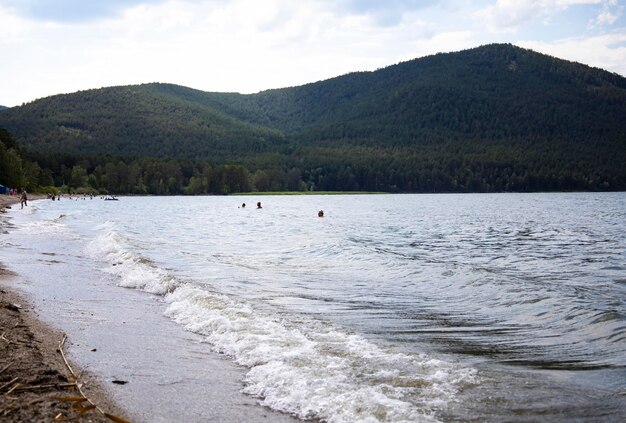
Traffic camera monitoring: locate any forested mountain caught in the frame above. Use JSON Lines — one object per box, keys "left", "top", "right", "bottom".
{"left": 1, "top": 43, "right": 625, "bottom": 194}
{"left": 0, "top": 85, "right": 285, "bottom": 161}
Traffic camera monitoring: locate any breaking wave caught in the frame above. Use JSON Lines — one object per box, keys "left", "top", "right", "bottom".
{"left": 86, "top": 224, "right": 478, "bottom": 423}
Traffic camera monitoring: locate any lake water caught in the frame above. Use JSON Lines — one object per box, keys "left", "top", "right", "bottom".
{"left": 2, "top": 193, "right": 625, "bottom": 422}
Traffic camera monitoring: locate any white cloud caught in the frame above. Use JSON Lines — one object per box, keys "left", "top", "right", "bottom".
{"left": 589, "top": 0, "right": 622, "bottom": 27}
{"left": 476, "top": 0, "right": 604, "bottom": 33}
{"left": 476, "top": 0, "right": 541, "bottom": 33}
{"left": 594, "top": 9, "right": 619, "bottom": 25}
{"left": 519, "top": 31, "right": 626, "bottom": 76}
{"left": 0, "top": 4, "right": 34, "bottom": 40}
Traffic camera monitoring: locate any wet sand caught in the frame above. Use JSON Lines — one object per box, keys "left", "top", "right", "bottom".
{"left": 0, "top": 195, "right": 128, "bottom": 421}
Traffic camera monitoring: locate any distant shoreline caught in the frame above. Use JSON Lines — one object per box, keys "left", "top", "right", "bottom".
{"left": 234, "top": 191, "right": 387, "bottom": 196}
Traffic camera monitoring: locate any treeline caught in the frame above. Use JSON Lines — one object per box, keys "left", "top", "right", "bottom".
{"left": 14, "top": 138, "right": 624, "bottom": 195}
{"left": 27, "top": 152, "right": 307, "bottom": 194}
{"left": 0, "top": 128, "right": 52, "bottom": 191}
{"left": 9, "top": 138, "right": 622, "bottom": 194}
{"left": 2, "top": 122, "right": 624, "bottom": 195}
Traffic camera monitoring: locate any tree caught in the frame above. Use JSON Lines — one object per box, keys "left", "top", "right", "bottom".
{"left": 70, "top": 165, "right": 89, "bottom": 189}
{"left": 0, "top": 147, "right": 24, "bottom": 188}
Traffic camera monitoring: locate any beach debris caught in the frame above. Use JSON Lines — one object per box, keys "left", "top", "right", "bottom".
{"left": 111, "top": 380, "right": 128, "bottom": 385}
{"left": 104, "top": 412, "right": 133, "bottom": 423}
{"left": 58, "top": 396, "right": 97, "bottom": 415}
{"left": 57, "top": 335, "right": 130, "bottom": 422}
{"left": 4, "top": 303, "right": 21, "bottom": 312}
{"left": 0, "top": 377, "right": 19, "bottom": 393}
{"left": 4, "top": 382, "right": 22, "bottom": 395}
{"left": 14, "top": 382, "right": 77, "bottom": 392}
{"left": 0, "top": 362, "right": 12, "bottom": 374}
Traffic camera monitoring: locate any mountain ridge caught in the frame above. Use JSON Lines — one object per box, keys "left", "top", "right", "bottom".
{"left": 1, "top": 43, "right": 625, "bottom": 193}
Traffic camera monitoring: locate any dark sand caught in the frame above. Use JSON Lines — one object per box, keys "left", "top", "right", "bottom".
{"left": 1, "top": 195, "right": 129, "bottom": 422}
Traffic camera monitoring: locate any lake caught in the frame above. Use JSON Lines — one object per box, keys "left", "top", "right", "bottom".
{"left": 2, "top": 193, "right": 625, "bottom": 422}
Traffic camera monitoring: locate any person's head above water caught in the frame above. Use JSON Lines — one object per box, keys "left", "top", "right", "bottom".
{"left": 257, "top": 202, "right": 262, "bottom": 208}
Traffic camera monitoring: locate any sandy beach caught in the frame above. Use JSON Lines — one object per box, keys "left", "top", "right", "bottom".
{"left": 0, "top": 195, "right": 129, "bottom": 422}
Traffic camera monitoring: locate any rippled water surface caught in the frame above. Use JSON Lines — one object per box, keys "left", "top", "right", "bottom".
{"left": 4, "top": 193, "right": 626, "bottom": 422}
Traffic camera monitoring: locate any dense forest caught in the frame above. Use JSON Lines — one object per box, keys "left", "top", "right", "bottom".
{"left": 1, "top": 44, "right": 625, "bottom": 194}
{"left": 0, "top": 128, "right": 52, "bottom": 192}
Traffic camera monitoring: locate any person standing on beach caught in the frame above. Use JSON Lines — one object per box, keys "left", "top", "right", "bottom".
{"left": 20, "top": 189, "right": 28, "bottom": 209}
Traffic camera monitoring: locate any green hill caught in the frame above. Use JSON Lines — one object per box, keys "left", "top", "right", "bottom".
{"left": 1, "top": 43, "right": 625, "bottom": 193}
{"left": 0, "top": 85, "right": 285, "bottom": 161}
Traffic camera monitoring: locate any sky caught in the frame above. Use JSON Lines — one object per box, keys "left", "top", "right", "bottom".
{"left": 1, "top": 0, "right": 625, "bottom": 107}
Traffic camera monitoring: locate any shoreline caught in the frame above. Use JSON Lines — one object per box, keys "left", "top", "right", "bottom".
{"left": 0, "top": 195, "right": 129, "bottom": 422}
{"left": 1, "top": 194, "right": 302, "bottom": 423}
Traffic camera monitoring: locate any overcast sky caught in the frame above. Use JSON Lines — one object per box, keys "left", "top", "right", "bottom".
{"left": 1, "top": 0, "right": 624, "bottom": 107}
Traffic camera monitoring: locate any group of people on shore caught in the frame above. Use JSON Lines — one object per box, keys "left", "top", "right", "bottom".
{"left": 2, "top": 189, "right": 101, "bottom": 209}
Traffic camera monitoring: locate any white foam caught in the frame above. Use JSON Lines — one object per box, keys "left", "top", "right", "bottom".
{"left": 10, "top": 211, "right": 73, "bottom": 236}
{"left": 86, "top": 224, "right": 178, "bottom": 295}
{"left": 165, "top": 284, "right": 479, "bottom": 423}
